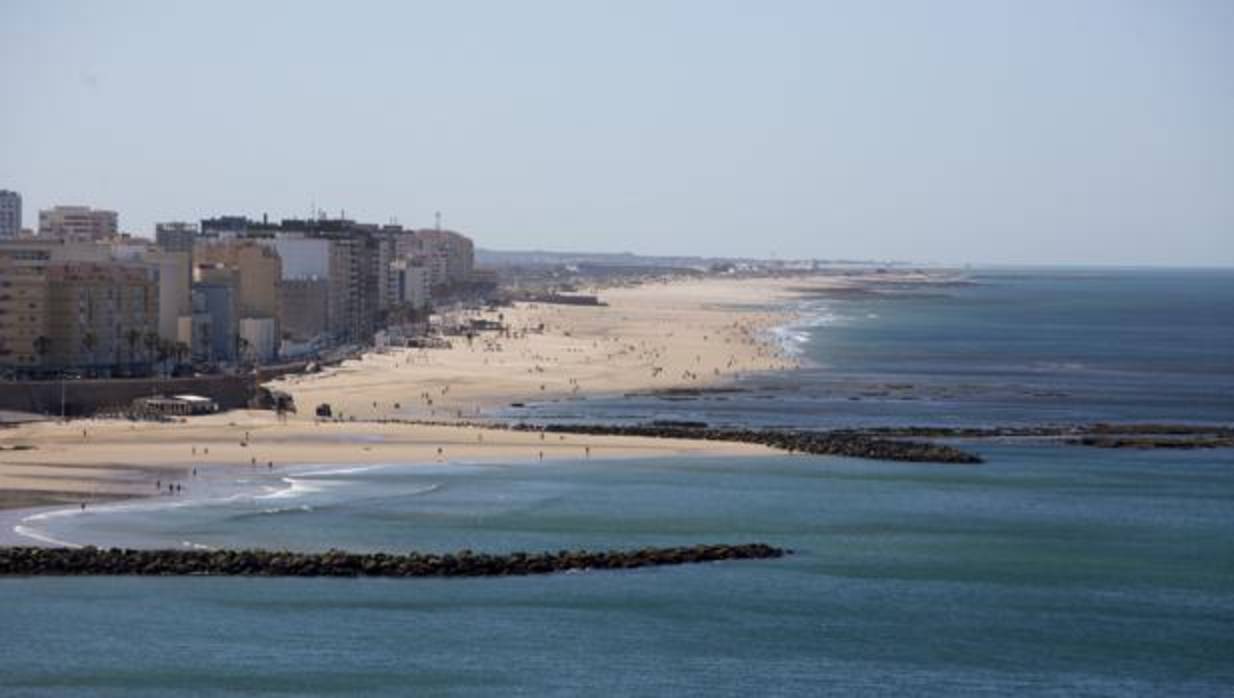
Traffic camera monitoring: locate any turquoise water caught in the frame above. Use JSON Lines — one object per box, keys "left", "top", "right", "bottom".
{"left": 3, "top": 268, "right": 1233, "bottom": 696}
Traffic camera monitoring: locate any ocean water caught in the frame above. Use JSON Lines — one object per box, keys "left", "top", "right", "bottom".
{"left": 507, "top": 268, "right": 1234, "bottom": 427}
{"left": 3, "top": 268, "right": 1233, "bottom": 697}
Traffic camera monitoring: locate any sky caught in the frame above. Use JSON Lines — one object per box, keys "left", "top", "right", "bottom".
{"left": 1, "top": 0, "right": 1231, "bottom": 266}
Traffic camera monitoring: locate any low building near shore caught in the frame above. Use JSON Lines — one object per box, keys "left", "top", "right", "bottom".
{"left": 131, "top": 393, "right": 219, "bottom": 417}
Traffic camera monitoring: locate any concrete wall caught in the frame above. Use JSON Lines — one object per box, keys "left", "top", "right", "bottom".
{"left": 0, "top": 375, "right": 255, "bottom": 416}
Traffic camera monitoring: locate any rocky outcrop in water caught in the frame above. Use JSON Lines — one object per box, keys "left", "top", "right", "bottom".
{"left": 0, "top": 543, "right": 785, "bottom": 578}
{"left": 833, "top": 424, "right": 1234, "bottom": 450}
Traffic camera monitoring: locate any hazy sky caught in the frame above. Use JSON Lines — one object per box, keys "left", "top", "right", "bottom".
{"left": 2, "top": 1, "right": 1231, "bottom": 265}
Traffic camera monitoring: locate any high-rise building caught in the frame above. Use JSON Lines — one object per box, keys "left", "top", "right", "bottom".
{"left": 155, "top": 222, "right": 198, "bottom": 255}
{"left": 408, "top": 228, "right": 475, "bottom": 285}
{"left": 194, "top": 239, "right": 282, "bottom": 341}
{"left": 191, "top": 214, "right": 474, "bottom": 344}
{"left": 43, "top": 262, "right": 160, "bottom": 372}
{"left": 192, "top": 264, "right": 239, "bottom": 362}
{"left": 0, "top": 190, "right": 21, "bottom": 239}
{"left": 199, "top": 215, "right": 251, "bottom": 239}
{"left": 38, "top": 206, "right": 119, "bottom": 242}
{"left": 278, "top": 278, "right": 329, "bottom": 342}
{"left": 389, "top": 257, "right": 431, "bottom": 310}
{"left": 327, "top": 237, "right": 371, "bottom": 341}
{"left": 0, "top": 255, "right": 49, "bottom": 370}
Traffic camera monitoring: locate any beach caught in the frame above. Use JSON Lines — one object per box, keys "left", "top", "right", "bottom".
{"left": 0, "top": 275, "right": 827, "bottom": 514}
{"left": 271, "top": 275, "right": 809, "bottom": 420}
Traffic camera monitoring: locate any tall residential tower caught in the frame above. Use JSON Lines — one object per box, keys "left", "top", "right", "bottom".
{"left": 0, "top": 190, "right": 21, "bottom": 238}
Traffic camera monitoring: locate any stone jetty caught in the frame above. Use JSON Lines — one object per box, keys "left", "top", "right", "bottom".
{"left": 0, "top": 543, "right": 786, "bottom": 578}
{"left": 514, "top": 423, "right": 985, "bottom": 464}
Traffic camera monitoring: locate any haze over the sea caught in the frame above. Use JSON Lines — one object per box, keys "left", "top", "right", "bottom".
{"left": 1, "top": 0, "right": 1231, "bottom": 266}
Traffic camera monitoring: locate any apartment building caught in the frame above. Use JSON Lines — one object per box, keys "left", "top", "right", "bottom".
{"left": 195, "top": 239, "right": 281, "bottom": 341}
{"left": 38, "top": 205, "right": 119, "bottom": 242}
{"left": 0, "top": 190, "right": 21, "bottom": 239}
{"left": 42, "top": 262, "right": 160, "bottom": 371}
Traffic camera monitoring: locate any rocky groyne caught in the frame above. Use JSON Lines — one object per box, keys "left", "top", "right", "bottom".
{"left": 515, "top": 423, "right": 985, "bottom": 464}
{"left": 0, "top": 543, "right": 785, "bottom": 578}
{"left": 834, "top": 423, "right": 1234, "bottom": 450}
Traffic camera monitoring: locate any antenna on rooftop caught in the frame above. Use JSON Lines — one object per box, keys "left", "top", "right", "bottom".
{"left": 435, "top": 211, "right": 442, "bottom": 232}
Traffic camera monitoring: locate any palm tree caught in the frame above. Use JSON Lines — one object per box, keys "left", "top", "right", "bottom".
{"left": 174, "top": 341, "right": 191, "bottom": 366}
{"left": 143, "top": 331, "right": 160, "bottom": 371}
{"left": 33, "top": 335, "right": 51, "bottom": 368}
{"left": 156, "top": 339, "right": 173, "bottom": 373}
{"left": 81, "top": 331, "right": 97, "bottom": 374}
{"left": 235, "top": 334, "right": 250, "bottom": 365}
{"left": 125, "top": 328, "right": 141, "bottom": 370}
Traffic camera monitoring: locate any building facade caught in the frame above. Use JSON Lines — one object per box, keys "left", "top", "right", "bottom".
{"left": 192, "top": 265, "right": 239, "bottom": 362}
{"left": 194, "top": 239, "right": 281, "bottom": 343}
{"left": 0, "top": 190, "right": 21, "bottom": 239}
{"left": 389, "top": 258, "right": 431, "bottom": 310}
{"left": 0, "top": 256, "right": 49, "bottom": 370}
{"left": 155, "top": 222, "right": 198, "bottom": 255}
{"left": 277, "top": 278, "right": 329, "bottom": 343}
{"left": 38, "top": 206, "right": 119, "bottom": 242}
{"left": 43, "top": 262, "right": 160, "bottom": 372}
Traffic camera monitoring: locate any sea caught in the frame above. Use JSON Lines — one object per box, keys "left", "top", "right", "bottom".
{"left": 2, "top": 267, "right": 1232, "bottom": 697}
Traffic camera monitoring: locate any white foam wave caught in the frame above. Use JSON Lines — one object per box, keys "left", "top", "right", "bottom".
{"left": 770, "top": 304, "right": 852, "bottom": 357}
{"left": 254, "top": 476, "right": 335, "bottom": 500}
{"left": 260, "top": 504, "right": 314, "bottom": 515}
{"left": 13, "top": 524, "right": 82, "bottom": 549}
{"left": 296, "top": 464, "right": 385, "bottom": 477}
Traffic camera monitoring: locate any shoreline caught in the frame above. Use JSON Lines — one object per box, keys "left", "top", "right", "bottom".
{"left": 0, "top": 420, "right": 779, "bottom": 546}
{"left": 0, "top": 271, "right": 954, "bottom": 545}
{"left": 2, "top": 275, "right": 835, "bottom": 512}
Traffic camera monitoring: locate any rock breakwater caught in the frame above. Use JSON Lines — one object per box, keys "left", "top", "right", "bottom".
{"left": 0, "top": 543, "right": 786, "bottom": 578}
{"left": 515, "top": 423, "right": 985, "bottom": 464}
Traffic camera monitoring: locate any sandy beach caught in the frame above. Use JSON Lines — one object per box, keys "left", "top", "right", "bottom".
{"left": 0, "top": 275, "right": 832, "bottom": 513}
{"left": 271, "top": 276, "right": 810, "bottom": 421}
